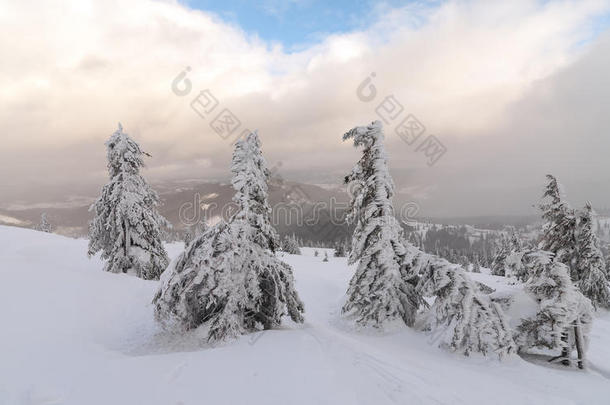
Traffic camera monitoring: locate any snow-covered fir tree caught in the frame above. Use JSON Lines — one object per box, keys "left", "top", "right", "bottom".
{"left": 183, "top": 222, "right": 206, "bottom": 248}
{"left": 88, "top": 123, "right": 169, "bottom": 280}
{"left": 491, "top": 236, "right": 510, "bottom": 276}
{"left": 183, "top": 227, "right": 194, "bottom": 247}
{"left": 515, "top": 251, "right": 593, "bottom": 360}
{"left": 509, "top": 228, "right": 522, "bottom": 251}
{"left": 153, "top": 131, "right": 304, "bottom": 342}
{"left": 37, "top": 212, "right": 53, "bottom": 233}
{"left": 418, "top": 257, "right": 515, "bottom": 358}
{"left": 505, "top": 250, "right": 529, "bottom": 281}
{"left": 492, "top": 229, "right": 527, "bottom": 279}
{"left": 575, "top": 203, "right": 610, "bottom": 309}
{"left": 341, "top": 120, "right": 422, "bottom": 328}
{"left": 538, "top": 175, "right": 577, "bottom": 278}
{"left": 323, "top": 252, "right": 329, "bottom": 262}
{"left": 281, "top": 234, "right": 301, "bottom": 254}
{"left": 333, "top": 240, "right": 348, "bottom": 257}
{"left": 471, "top": 255, "right": 481, "bottom": 273}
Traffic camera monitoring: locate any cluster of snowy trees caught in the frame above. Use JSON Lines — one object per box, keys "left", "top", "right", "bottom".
{"left": 406, "top": 223, "right": 501, "bottom": 269}
{"left": 505, "top": 175, "right": 610, "bottom": 309}
{"left": 85, "top": 121, "right": 601, "bottom": 365}
{"left": 338, "top": 121, "right": 515, "bottom": 357}
{"left": 339, "top": 121, "right": 598, "bottom": 364}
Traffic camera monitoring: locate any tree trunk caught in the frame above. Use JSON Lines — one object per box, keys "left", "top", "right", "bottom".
{"left": 124, "top": 217, "right": 132, "bottom": 274}
{"left": 560, "top": 331, "right": 570, "bottom": 366}
{"left": 574, "top": 322, "right": 585, "bottom": 370}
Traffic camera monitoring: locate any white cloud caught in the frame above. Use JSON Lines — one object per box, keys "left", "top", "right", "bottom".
{"left": 0, "top": 0, "right": 609, "bottom": 214}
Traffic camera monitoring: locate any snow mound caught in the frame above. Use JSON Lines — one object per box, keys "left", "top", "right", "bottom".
{"left": 2, "top": 225, "right": 610, "bottom": 404}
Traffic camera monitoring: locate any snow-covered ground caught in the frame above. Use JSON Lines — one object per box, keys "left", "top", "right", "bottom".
{"left": 2, "top": 225, "right": 610, "bottom": 405}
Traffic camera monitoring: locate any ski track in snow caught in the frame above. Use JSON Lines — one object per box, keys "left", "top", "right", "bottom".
{"left": 2, "top": 226, "right": 610, "bottom": 405}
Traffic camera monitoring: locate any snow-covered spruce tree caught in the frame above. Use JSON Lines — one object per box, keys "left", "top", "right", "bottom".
{"left": 509, "top": 228, "right": 522, "bottom": 251}
{"left": 515, "top": 251, "right": 593, "bottom": 358}
{"left": 334, "top": 240, "right": 347, "bottom": 257}
{"left": 471, "top": 256, "right": 481, "bottom": 273}
{"left": 153, "top": 131, "right": 304, "bottom": 342}
{"left": 503, "top": 232, "right": 528, "bottom": 281}
{"left": 183, "top": 227, "right": 194, "bottom": 247}
{"left": 183, "top": 222, "right": 207, "bottom": 248}
{"left": 575, "top": 203, "right": 610, "bottom": 309}
{"left": 538, "top": 175, "right": 577, "bottom": 279}
{"left": 491, "top": 236, "right": 509, "bottom": 276}
{"left": 418, "top": 257, "right": 515, "bottom": 358}
{"left": 281, "top": 234, "right": 301, "bottom": 254}
{"left": 341, "top": 120, "right": 422, "bottom": 328}
{"left": 38, "top": 212, "right": 53, "bottom": 233}
{"left": 505, "top": 250, "right": 528, "bottom": 281}
{"left": 88, "top": 123, "right": 169, "bottom": 280}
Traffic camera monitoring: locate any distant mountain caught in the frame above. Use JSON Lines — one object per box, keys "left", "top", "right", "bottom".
{"left": 0, "top": 180, "right": 354, "bottom": 242}
{"left": 0, "top": 179, "right": 542, "bottom": 243}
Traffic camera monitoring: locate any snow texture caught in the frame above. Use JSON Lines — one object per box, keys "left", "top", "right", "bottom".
{"left": 3, "top": 225, "right": 610, "bottom": 405}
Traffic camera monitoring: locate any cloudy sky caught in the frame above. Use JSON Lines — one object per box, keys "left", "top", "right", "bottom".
{"left": 1, "top": 0, "right": 610, "bottom": 216}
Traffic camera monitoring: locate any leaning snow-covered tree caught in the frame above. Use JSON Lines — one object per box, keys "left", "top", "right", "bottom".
{"left": 88, "top": 123, "right": 169, "bottom": 280}
{"left": 341, "top": 120, "right": 422, "bottom": 328}
{"left": 538, "top": 175, "right": 577, "bottom": 278}
{"left": 575, "top": 202, "right": 610, "bottom": 309}
{"left": 153, "top": 131, "right": 304, "bottom": 342}
{"left": 515, "top": 251, "right": 593, "bottom": 365}
{"left": 418, "top": 257, "right": 515, "bottom": 358}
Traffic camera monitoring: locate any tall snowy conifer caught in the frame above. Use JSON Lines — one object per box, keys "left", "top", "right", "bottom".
{"left": 538, "top": 175, "right": 577, "bottom": 278}
{"left": 491, "top": 236, "right": 511, "bottom": 276}
{"left": 154, "top": 132, "right": 304, "bottom": 342}
{"left": 88, "top": 123, "right": 169, "bottom": 280}
{"left": 575, "top": 203, "right": 610, "bottom": 308}
{"left": 341, "top": 120, "right": 422, "bottom": 328}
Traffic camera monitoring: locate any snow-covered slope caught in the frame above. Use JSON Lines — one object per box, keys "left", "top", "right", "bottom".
{"left": 1, "top": 225, "right": 610, "bottom": 405}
